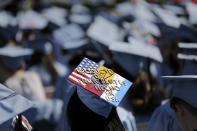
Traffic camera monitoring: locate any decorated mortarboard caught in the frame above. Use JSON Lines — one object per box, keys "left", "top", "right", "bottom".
{"left": 42, "top": 7, "right": 67, "bottom": 27}
{"left": 53, "top": 23, "right": 87, "bottom": 49}
{"left": 0, "top": 45, "right": 33, "bottom": 71}
{"left": 17, "top": 10, "right": 48, "bottom": 30}
{"left": 0, "top": 83, "right": 33, "bottom": 124}
{"left": 67, "top": 57, "right": 133, "bottom": 107}
{"left": 87, "top": 16, "right": 124, "bottom": 46}
{"left": 162, "top": 75, "right": 197, "bottom": 108}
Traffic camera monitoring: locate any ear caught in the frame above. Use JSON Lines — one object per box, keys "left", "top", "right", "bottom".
{"left": 175, "top": 104, "right": 185, "bottom": 117}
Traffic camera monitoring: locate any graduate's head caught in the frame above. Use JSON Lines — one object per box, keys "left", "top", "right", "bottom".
{"left": 170, "top": 97, "right": 197, "bottom": 131}
{"left": 162, "top": 75, "right": 197, "bottom": 131}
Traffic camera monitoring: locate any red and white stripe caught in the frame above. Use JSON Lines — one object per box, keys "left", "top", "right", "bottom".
{"left": 68, "top": 69, "right": 105, "bottom": 96}
{"left": 68, "top": 69, "right": 91, "bottom": 88}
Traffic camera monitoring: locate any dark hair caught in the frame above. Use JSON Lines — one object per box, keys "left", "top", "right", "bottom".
{"left": 67, "top": 90, "right": 125, "bottom": 131}
{"left": 170, "top": 97, "right": 197, "bottom": 117}
{"left": 129, "top": 71, "right": 164, "bottom": 114}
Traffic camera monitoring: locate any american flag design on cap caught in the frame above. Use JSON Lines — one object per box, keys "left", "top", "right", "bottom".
{"left": 68, "top": 57, "right": 132, "bottom": 106}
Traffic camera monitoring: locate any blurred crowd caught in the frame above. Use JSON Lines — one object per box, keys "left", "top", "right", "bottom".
{"left": 0, "top": 0, "right": 197, "bottom": 131}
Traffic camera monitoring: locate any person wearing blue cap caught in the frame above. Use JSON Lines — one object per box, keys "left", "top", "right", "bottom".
{"left": 64, "top": 86, "right": 137, "bottom": 131}
{"left": 0, "top": 45, "right": 46, "bottom": 101}
{"left": 147, "top": 75, "right": 197, "bottom": 131}
{"left": 0, "top": 83, "right": 33, "bottom": 131}
{"left": 0, "top": 45, "right": 63, "bottom": 130}
{"left": 167, "top": 76, "right": 197, "bottom": 131}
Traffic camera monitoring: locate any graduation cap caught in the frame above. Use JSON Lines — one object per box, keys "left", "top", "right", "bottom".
{"left": 0, "top": 11, "right": 17, "bottom": 28}
{"left": 0, "top": 83, "right": 33, "bottom": 124}
{"left": 177, "top": 42, "right": 197, "bottom": 59}
{"left": 69, "top": 14, "right": 92, "bottom": 26}
{"left": 42, "top": 7, "right": 67, "bottom": 27}
{"left": 152, "top": 4, "right": 183, "bottom": 28}
{"left": 116, "top": 1, "right": 134, "bottom": 16}
{"left": 178, "top": 42, "right": 197, "bottom": 49}
{"left": 132, "top": 1, "right": 157, "bottom": 22}
{"left": 109, "top": 38, "right": 162, "bottom": 77}
{"left": 109, "top": 38, "right": 163, "bottom": 63}
{"left": 28, "top": 38, "right": 53, "bottom": 55}
{"left": 77, "top": 87, "right": 113, "bottom": 118}
{"left": 131, "top": 20, "right": 161, "bottom": 37}
{"left": 158, "top": 24, "right": 197, "bottom": 42}
{"left": 163, "top": 4, "right": 185, "bottom": 16}
{"left": 186, "top": 2, "right": 197, "bottom": 25}
{"left": 69, "top": 4, "right": 92, "bottom": 27}
{"left": 177, "top": 25, "right": 197, "bottom": 42}
{"left": 162, "top": 75, "right": 197, "bottom": 108}
{"left": 70, "top": 4, "right": 90, "bottom": 14}
{"left": 176, "top": 42, "right": 197, "bottom": 75}
{"left": 53, "top": 23, "right": 87, "bottom": 50}
{"left": 68, "top": 57, "right": 132, "bottom": 107}
{"left": 87, "top": 16, "right": 124, "bottom": 47}
{"left": 17, "top": 10, "right": 48, "bottom": 30}
{"left": 0, "top": 45, "right": 33, "bottom": 71}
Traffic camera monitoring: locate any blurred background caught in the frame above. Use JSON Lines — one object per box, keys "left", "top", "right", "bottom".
{"left": 0, "top": 0, "right": 197, "bottom": 131}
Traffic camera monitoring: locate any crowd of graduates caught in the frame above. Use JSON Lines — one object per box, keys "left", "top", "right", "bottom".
{"left": 0, "top": 0, "right": 197, "bottom": 131}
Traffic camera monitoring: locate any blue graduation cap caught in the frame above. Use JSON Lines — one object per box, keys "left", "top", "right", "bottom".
{"left": 162, "top": 75, "right": 197, "bottom": 108}
{"left": 77, "top": 87, "right": 112, "bottom": 118}
{"left": 42, "top": 7, "right": 67, "bottom": 27}
{"left": 0, "top": 83, "right": 33, "bottom": 125}
{"left": 178, "top": 42, "right": 197, "bottom": 56}
{"left": 176, "top": 42, "right": 197, "bottom": 75}
{"left": 0, "top": 45, "right": 33, "bottom": 71}
{"left": 0, "top": 26, "right": 18, "bottom": 43}
{"left": 28, "top": 38, "right": 53, "bottom": 55}
{"left": 53, "top": 24, "right": 87, "bottom": 50}
{"left": 109, "top": 38, "right": 163, "bottom": 77}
